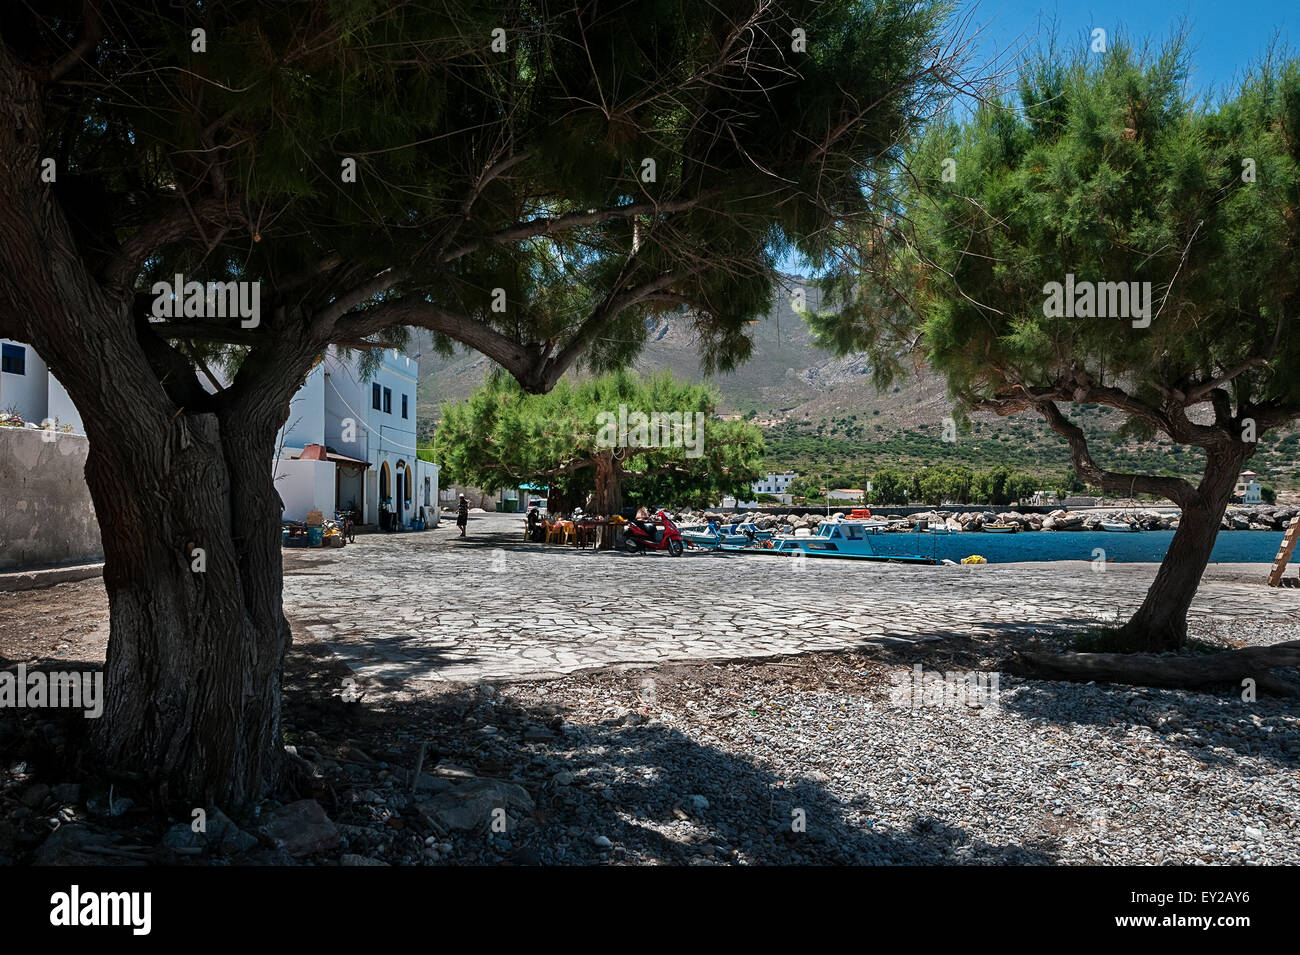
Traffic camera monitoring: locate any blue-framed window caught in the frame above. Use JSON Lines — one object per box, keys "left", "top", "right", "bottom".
{"left": 371, "top": 383, "right": 381, "bottom": 410}
{"left": 401, "top": 394, "right": 408, "bottom": 419}
{"left": 1, "top": 343, "right": 25, "bottom": 375}
{"left": 382, "top": 387, "right": 392, "bottom": 414}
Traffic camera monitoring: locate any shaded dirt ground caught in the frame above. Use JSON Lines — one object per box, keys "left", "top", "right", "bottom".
{"left": 2, "top": 558, "right": 1297, "bottom": 866}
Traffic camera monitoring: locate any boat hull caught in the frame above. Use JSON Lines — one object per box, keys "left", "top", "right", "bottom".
{"left": 721, "top": 545, "right": 940, "bottom": 565}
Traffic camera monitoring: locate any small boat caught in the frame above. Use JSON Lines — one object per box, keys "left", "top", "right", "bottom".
{"left": 678, "top": 522, "right": 725, "bottom": 548}
{"left": 1100, "top": 521, "right": 1138, "bottom": 532}
{"left": 713, "top": 522, "right": 771, "bottom": 545}
{"left": 982, "top": 522, "right": 1020, "bottom": 533}
{"left": 680, "top": 521, "right": 773, "bottom": 548}
{"left": 722, "top": 517, "right": 938, "bottom": 564}
{"left": 926, "top": 520, "right": 963, "bottom": 534}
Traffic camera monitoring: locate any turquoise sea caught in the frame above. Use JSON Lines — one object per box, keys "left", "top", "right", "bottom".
{"left": 863, "top": 529, "right": 1284, "bottom": 564}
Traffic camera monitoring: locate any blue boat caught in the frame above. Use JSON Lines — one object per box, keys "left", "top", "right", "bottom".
{"left": 720, "top": 518, "right": 941, "bottom": 564}
{"left": 679, "top": 522, "right": 726, "bottom": 548}
{"left": 681, "top": 521, "right": 774, "bottom": 549}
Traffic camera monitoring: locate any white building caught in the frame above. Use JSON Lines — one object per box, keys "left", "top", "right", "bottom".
{"left": 0, "top": 339, "right": 85, "bottom": 433}
{"left": 753, "top": 471, "right": 797, "bottom": 501}
{"left": 2, "top": 338, "right": 438, "bottom": 528}
{"left": 720, "top": 471, "right": 799, "bottom": 509}
{"left": 1236, "top": 471, "right": 1262, "bottom": 504}
{"left": 828, "top": 487, "right": 865, "bottom": 502}
{"left": 274, "top": 346, "right": 439, "bottom": 527}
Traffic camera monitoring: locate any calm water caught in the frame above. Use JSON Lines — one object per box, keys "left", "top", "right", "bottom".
{"left": 864, "top": 529, "right": 1285, "bottom": 564}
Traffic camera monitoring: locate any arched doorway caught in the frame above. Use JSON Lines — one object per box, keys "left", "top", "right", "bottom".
{"left": 395, "top": 459, "right": 407, "bottom": 523}
{"left": 379, "top": 461, "right": 392, "bottom": 530}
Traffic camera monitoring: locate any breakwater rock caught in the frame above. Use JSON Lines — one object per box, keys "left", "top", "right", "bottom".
{"left": 672, "top": 505, "right": 1298, "bottom": 533}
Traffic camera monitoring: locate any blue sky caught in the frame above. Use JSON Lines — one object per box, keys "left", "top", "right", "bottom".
{"left": 963, "top": 0, "right": 1294, "bottom": 99}
{"left": 778, "top": 1, "right": 1293, "bottom": 276}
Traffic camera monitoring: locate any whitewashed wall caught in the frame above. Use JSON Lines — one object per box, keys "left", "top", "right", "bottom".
{"left": 273, "top": 458, "right": 336, "bottom": 522}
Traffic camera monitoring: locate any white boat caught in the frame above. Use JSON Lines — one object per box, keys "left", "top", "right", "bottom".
{"left": 927, "top": 520, "right": 963, "bottom": 534}
{"left": 982, "top": 522, "right": 1020, "bottom": 533}
{"left": 678, "top": 523, "right": 720, "bottom": 546}
{"left": 680, "top": 521, "right": 774, "bottom": 548}
{"left": 1100, "top": 521, "right": 1138, "bottom": 532}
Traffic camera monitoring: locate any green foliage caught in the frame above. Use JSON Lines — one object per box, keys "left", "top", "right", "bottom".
{"left": 762, "top": 413, "right": 1262, "bottom": 489}
{"left": 11, "top": 0, "right": 957, "bottom": 385}
{"left": 812, "top": 33, "right": 1300, "bottom": 478}
{"left": 777, "top": 455, "right": 1055, "bottom": 506}
{"left": 786, "top": 476, "right": 824, "bottom": 501}
{"left": 435, "top": 371, "right": 764, "bottom": 507}
{"left": 868, "top": 467, "right": 908, "bottom": 505}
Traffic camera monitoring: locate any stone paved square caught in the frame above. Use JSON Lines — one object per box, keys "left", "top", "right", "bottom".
{"left": 283, "top": 513, "right": 1300, "bottom": 690}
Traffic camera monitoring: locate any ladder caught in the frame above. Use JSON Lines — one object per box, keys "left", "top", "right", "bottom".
{"left": 1267, "top": 516, "right": 1300, "bottom": 587}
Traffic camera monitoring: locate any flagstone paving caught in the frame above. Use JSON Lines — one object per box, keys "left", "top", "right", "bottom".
{"left": 283, "top": 514, "right": 1300, "bottom": 688}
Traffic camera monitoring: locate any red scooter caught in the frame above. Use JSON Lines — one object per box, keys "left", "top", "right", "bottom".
{"left": 621, "top": 510, "right": 684, "bottom": 556}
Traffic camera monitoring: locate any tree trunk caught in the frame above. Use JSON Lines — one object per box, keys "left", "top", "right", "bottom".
{"left": 592, "top": 450, "right": 624, "bottom": 516}
{"left": 1016, "top": 641, "right": 1300, "bottom": 696}
{"left": 85, "top": 409, "right": 291, "bottom": 808}
{"left": 1116, "top": 445, "right": 1250, "bottom": 651}
{"left": 0, "top": 47, "right": 297, "bottom": 807}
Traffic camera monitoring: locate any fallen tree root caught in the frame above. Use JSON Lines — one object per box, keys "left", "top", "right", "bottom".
{"left": 1014, "top": 640, "right": 1300, "bottom": 696}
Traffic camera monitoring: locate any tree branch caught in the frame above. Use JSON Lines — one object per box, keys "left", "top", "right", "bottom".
{"left": 442, "top": 195, "right": 709, "bottom": 263}
{"left": 1035, "top": 400, "right": 1199, "bottom": 507}
{"left": 974, "top": 388, "right": 1199, "bottom": 506}
{"left": 329, "top": 298, "right": 537, "bottom": 382}
{"left": 100, "top": 197, "right": 232, "bottom": 295}
{"left": 45, "top": 0, "right": 102, "bottom": 84}
{"left": 524, "top": 271, "right": 684, "bottom": 392}
{"left": 1183, "top": 358, "right": 1269, "bottom": 405}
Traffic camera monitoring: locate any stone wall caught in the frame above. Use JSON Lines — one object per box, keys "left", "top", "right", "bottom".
{"left": 0, "top": 428, "right": 103, "bottom": 571}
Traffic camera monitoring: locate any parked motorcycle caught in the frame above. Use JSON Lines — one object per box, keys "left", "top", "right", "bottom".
{"left": 621, "top": 509, "right": 684, "bottom": 556}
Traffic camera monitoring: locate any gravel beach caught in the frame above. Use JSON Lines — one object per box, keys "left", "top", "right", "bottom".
{"left": 2, "top": 515, "right": 1297, "bottom": 866}
{"left": 301, "top": 626, "right": 1298, "bottom": 867}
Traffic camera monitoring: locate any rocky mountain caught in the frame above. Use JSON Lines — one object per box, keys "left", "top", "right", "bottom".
{"left": 412, "top": 290, "right": 1299, "bottom": 491}
{"left": 413, "top": 283, "right": 949, "bottom": 431}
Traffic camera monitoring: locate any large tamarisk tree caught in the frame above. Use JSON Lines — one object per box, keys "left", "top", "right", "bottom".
{"left": 437, "top": 371, "right": 764, "bottom": 512}
{"left": 0, "top": 0, "right": 957, "bottom": 804}
{"left": 812, "top": 37, "right": 1300, "bottom": 663}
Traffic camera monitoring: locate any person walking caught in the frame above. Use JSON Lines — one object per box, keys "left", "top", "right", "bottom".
{"left": 456, "top": 494, "right": 469, "bottom": 538}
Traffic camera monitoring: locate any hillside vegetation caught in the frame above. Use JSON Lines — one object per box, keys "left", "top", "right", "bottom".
{"left": 415, "top": 291, "right": 1300, "bottom": 494}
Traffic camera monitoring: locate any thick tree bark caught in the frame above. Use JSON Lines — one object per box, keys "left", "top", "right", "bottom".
{"left": 1016, "top": 641, "right": 1300, "bottom": 696}
{"left": 1116, "top": 445, "right": 1250, "bottom": 650}
{"left": 592, "top": 450, "right": 624, "bottom": 515}
{"left": 1004, "top": 398, "right": 1256, "bottom": 653}
{"left": 0, "top": 46, "right": 302, "bottom": 807}
{"left": 85, "top": 411, "right": 291, "bottom": 807}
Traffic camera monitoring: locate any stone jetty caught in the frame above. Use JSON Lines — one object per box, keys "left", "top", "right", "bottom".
{"left": 680, "top": 504, "right": 1298, "bottom": 533}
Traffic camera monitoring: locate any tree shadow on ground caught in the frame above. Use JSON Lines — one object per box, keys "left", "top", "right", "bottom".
{"left": 848, "top": 626, "right": 1299, "bottom": 773}
{"left": 289, "top": 638, "right": 1059, "bottom": 865}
